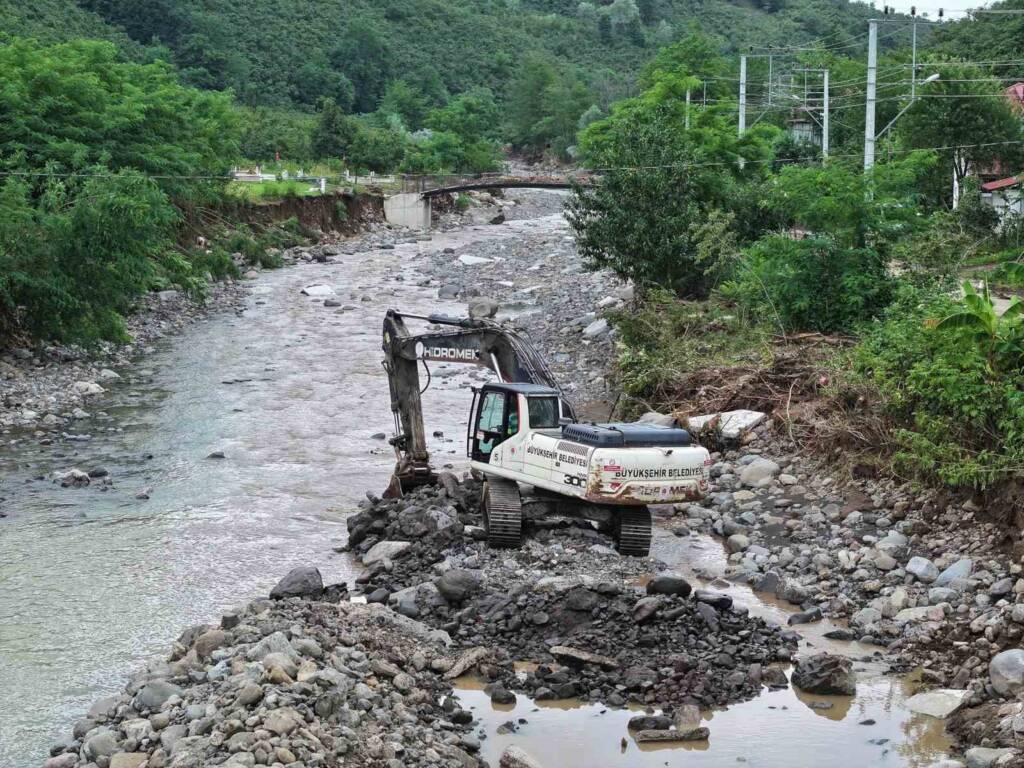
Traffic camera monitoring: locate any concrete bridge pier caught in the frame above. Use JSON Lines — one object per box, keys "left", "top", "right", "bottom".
{"left": 384, "top": 193, "right": 431, "bottom": 230}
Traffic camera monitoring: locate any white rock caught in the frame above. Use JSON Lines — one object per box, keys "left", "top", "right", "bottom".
{"left": 301, "top": 284, "right": 334, "bottom": 296}
{"left": 458, "top": 254, "right": 493, "bottom": 266}
{"left": 582, "top": 318, "right": 610, "bottom": 339}
{"left": 98, "top": 369, "right": 120, "bottom": 381}
{"left": 739, "top": 458, "right": 780, "bottom": 487}
{"left": 904, "top": 689, "right": 969, "bottom": 718}
{"left": 363, "top": 540, "right": 412, "bottom": 566}
{"left": 990, "top": 649, "right": 1024, "bottom": 696}
{"left": 935, "top": 558, "right": 973, "bottom": 587}
{"left": 686, "top": 409, "right": 766, "bottom": 440}
{"left": 965, "top": 747, "right": 1015, "bottom": 768}
{"left": 73, "top": 381, "right": 105, "bottom": 396}
{"left": 906, "top": 556, "right": 939, "bottom": 584}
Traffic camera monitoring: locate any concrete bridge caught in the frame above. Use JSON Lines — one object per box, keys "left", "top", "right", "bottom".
{"left": 384, "top": 173, "right": 593, "bottom": 229}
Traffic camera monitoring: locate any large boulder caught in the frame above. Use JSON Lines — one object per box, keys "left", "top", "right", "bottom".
{"left": 435, "top": 569, "right": 483, "bottom": 604}
{"left": 500, "top": 746, "right": 544, "bottom": 768}
{"left": 935, "top": 558, "right": 973, "bottom": 587}
{"left": 468, "top": 298, "right": 499, "bottom": 319}
{"left": 646, "top": 574, "right": 692, "bottom": 598}
{"left": 739, "top": 458, "right": 780, "bottom": 487}
{"left": 133, "top": 681, "right": 183, "bottom": 712}
{"left": 362, "top": 540, "right": 412, "bottom": 566}
{"left": 791, "top": 654, "right": 856, "bottom": 696}
{"left": 269, "top": 566, "right": 324, "bottom": 599}
{"left": 990, "top": 649, "right": 1024, "bottom": 696}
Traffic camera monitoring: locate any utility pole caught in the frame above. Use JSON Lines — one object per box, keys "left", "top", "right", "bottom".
{"left": 910, "top": 15, "right": 918, "bottom": 99}
{"left": 739, "top": 54, "right": 747, "bottom": 136}
{"left": 767, "top": 55, "right": 773, "bottom": 107}
{"left": 863, "top": 20, "right": 878, "bottom": 171}
{"left": 823, "top": 69, "right": 830, "bottom": 158}
{"left": 685, "top": 88, "right": 691, "bottom": 129}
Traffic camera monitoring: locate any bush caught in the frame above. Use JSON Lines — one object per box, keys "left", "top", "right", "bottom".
{"left": 0, "top": 171, "right": 178, "bottom": 344}
{"left": 721, "top": 235, "right": 893, "bottom": 334}
{"left": 853, "top": 284, "right": 1024, "bottom": 490}
{"left": 609, "top": 289, "right": 770, "bottom": 401}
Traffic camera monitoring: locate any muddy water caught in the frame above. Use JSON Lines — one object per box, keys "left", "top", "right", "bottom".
{"left": 0, "top": 215, "right": 564, "bottom": 766}
{"left": 451, "top": 524, "right": 952, "bottom": 767}
{"left": 456, "top": 671, "right": 949, "bottom": 768}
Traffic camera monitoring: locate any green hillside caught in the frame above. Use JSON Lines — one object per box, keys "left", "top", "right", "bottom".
{"left": 0, "top": 0, "right": 137, "bottom": 49}
{"left": 71, "top": 0, "right": 887, "bottom": 110}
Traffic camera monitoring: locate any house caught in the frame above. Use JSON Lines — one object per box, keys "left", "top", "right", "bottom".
{"left": 980, "top": 175, "right": 1024, "bottom": 220}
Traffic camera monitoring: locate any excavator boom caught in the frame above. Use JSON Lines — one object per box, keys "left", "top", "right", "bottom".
{"left": 382, "top": 309, "right": 572, "bottom": 493}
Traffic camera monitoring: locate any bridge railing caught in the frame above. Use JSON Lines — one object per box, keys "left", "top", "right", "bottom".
{"left": 399, "top": 172, "right": 507, "bottom": 194}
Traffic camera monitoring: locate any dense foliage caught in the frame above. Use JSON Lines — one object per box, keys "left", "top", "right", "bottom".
{"left": 0, "top": 39, "right": 242, "bottom": 344}
{"left": 854, "top": 285, "right": 1024, "bottom": 490}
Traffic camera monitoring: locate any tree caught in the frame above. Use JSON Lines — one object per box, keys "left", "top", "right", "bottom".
{"left": 311, "top": 99, "right": 359, "bottom": 160}
{"left": 638, "top": 0, "right": 658, "bottom": 24}
{"left": 378, "top": 80, "right": 430, "bottom": 130}
{"left": 598, "top": 13, "right": 613, "bottom": 42}
{"left": 936, "top": 281, "right": 1024, "bottom": 374}
{"left": 329, "top": 18, "right": 393, "bottom": 113}
{"left": 896, "top": 63, "right": 1024, "bottom": 207}
{"left": 426, "top": 88, "right": 501, "bottom": 142}
{"left": 348, "top": 125, "right": 406, "bottom": 172}
{"left": 506, "top": 59, "right": 594, "bottom": 157}
{"left": 290, "top": 54, "right": 354, "bottom": 110}
{"left": 568, "top": 91, "right": 776, "bottom": 296}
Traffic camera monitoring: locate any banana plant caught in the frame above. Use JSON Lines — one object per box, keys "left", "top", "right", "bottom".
{"left": 935, "top": 280, "right": 1024, "bottom": 374}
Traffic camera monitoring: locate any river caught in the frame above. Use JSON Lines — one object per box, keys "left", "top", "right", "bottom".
{"left": 0, "top": 213, "right": 571, "bottom": 766}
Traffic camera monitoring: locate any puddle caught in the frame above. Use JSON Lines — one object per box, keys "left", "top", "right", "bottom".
{"left": 455, "top": 669, "right": 950, "bottom": 768}
{"left": 451, "top": 522, "right": 953, "bottom": 768}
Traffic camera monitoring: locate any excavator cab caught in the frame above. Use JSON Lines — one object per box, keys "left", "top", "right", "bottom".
{"left": 467, "top": 383, "right": 563, "bottom": 462}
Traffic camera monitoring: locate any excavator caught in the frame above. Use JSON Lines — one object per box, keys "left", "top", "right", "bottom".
{"left": 382, "top": 309, "right": 711, "bottom": 556}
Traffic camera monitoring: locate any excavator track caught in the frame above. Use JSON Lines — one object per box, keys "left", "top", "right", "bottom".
{"left": 615, "top": 507, "right": 652, "bottom": 557}
{"left": 482, "top": 478, "right": 523, "bottom": 549}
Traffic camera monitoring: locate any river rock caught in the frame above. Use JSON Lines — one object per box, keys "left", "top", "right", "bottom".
{"left": 133, "top": 681, "right": 183, "bottom": 712}
{"left": 110, "top": 753, "right": 148, "bottom": 765}
{"left": 247, "top": 631, "right": 297, "bottom": 662}
{"left": 791, "top": 654, "right": 856, "bottom": 695}
{"left": 269, "top": 566, "right": 324, "bottom": 599}
{"left": 301, "top": 284, "right": 334, "bottom": 296}
{"left": 936, "top": 558, "right": 973, "bottom": 586}
{"left": 193, "top": 628, "right": 227, "bottom": 658}
{"left": 694, "top": 589, "right": 733, "bottom": 611}
{"left": 904, "top": 689, "right": 969, "bottom": 718}
{"left": 73, "top": 381, "right": 105, "bottom": 396}
{"left": 582, "top": 318, "right": 610, "bottom": 339}
{"left": 500, "top": 746, "right": 544, "bottom": 768}
{"left": 83, "top": 728, "right": 120, "bottom": 760}
{"left": 264, "top": 707, "right": 302, "bottom": 736}
{"left": 551, "top": 646, "right": 618, "bottom": 669}
{"left": 43, "top": 756, "right": 78, "bottom": 768}
{"left": 435, "top": 569, "right": 483, "bottom": 604}
{"left": 906, "top": 556, "right": 939, "bottom": 584}
{"left": 965, "top": 748, "right": 1016, "bottom": 768}
{"left": 990, "top": 650, "right": 1024, "bottom": 696}
{"left": 638, "top": 411, "right": 676, "bottom": 428}
{"left": 739, "top": 458, "right": 780, "bottom": 486}
{"left": 646, "top": 574, "right": 692, "bottom": 597}
{"left": 363, "top": 540, "right": 412, "bottom": 566}
{"left": 632, "top": 596, "right": 662, "bottom": 623}
{"left": 468, "top": 298, "right": 499, "bottom": 319}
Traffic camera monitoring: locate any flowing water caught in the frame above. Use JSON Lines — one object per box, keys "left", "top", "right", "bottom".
{"left": 0, "top": 215, "right": 564, "bottom": 766}
{"left": 0, "top": 208, "right": 954, "bottom": 767}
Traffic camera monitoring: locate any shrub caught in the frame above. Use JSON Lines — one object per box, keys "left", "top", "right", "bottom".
{"left": 721, "top": 235, "right": 893, "bottom": 334}
{"left": 853, "top": 284, "right": 1024, "bottom": 489}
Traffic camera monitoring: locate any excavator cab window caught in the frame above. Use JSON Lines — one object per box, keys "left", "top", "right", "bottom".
{"left": 527, "top": 396, "right": 559, "bottom": 429}
{"left": 472, "top": 390, "right": 510, "bottom": 461}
